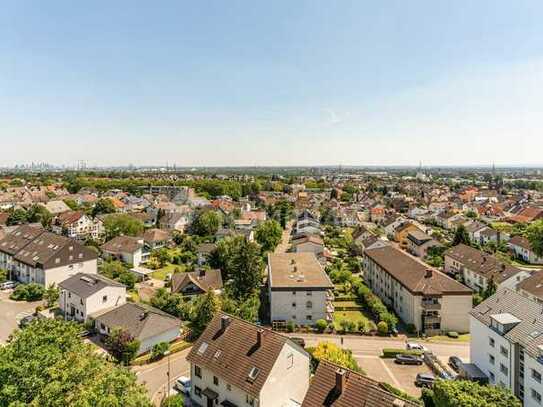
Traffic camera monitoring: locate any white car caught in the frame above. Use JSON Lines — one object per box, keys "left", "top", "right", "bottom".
{"left": 174, "top": 376, "right": 191, "bottom": 394}
{"left": 406, "top": 342, "right": 428, "bottom": 352}
{"left": 0, "top": 280, "right": 18, "bottom": 290}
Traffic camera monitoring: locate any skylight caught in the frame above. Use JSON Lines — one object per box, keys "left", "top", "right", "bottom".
{"left": 248, "top": 367, "right": 260, "bottom": 382}
{"left": 198, "top": 342, "right": 209, "bottom": 355}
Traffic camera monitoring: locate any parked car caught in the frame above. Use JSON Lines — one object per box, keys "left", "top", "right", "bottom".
{"left": 406, "top": 342, "right": 428, "bottom": 352}
{"left": 291, "top": 337, "right": 306, "bottom": 348}
{"left": 174, "top": 376, "right": 191, "bottom": 394}
{"left": 0, "top": 280, "right": 18, "bottom": 290}
{"left": 415, "top": 373, "right": 435, "bottom": 388}
{"left": 448, "top": 356, "right": 463, "bottom": 372}
{"left": 395, "top": 354, "right": 424, "bottom": 365}
{"left": 19, "top": 315, "right": 38, "bottom": 328}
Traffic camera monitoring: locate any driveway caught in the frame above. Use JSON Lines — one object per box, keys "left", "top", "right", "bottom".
{"left": 0, "top": 290, "right": 43, "bottom": 343}
{"left": 133, "top": 347, "right": 192, "bottom": 406}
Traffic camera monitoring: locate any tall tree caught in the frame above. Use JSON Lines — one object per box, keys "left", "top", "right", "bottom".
{"left": 103, "top": 214, "right": 144, "bottom": 239}
{"left": 255, "top": 219, "right": 283, "bottom": 252}
{"left": 191, "top": 291, "right": 221, "bottom": 337}
{"left": 0, "top": 319, "right": 150, "bottom": 406}
{"left": 228, "top": 238, "right": 264, "bottom": 299}
{"left": 191, "top": 210, "right": 223, "bottom": 236}
{"left": 92, "top": 198, "right": 116, "bottom": 217}
{"left": 426, "top": 379, "right": 520, "bottom": 407}
{"left": 452, "top": 224, "right": 471, "bottom": 246}
{"left": 526, "top": 219, "right": 543, "bottom": 258}
{"left": 105, "top": 328, "right": 140, "bottom": 365}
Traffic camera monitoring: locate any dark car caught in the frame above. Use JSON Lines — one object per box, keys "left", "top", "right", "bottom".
{"left": 395, "top": 354, "right": 423, "bottom": 365}
{"left": 415, "top": 373, "right": 435, "bottom": 388}
{"left": 19, "top": 315, "right": 38, "bottom": 328}
{"left": 290, "top": 337, "right": 306, "bottom": 348}
{"left": 448, "top": 356, "right": 463, "bottom": 372}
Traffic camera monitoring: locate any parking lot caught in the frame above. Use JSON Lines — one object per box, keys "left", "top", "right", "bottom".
{"left": 0, "top": 290, "right": 43, "bottom": 344}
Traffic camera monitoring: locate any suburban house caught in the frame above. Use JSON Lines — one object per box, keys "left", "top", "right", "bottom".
{"left": 52, "top": 211, "right": 105, "bottom": 241}
{"left": 470, "top": 289, "right": 543, "bottom": 406}
{"left": 405, "top": 230, "right": 440, "bottom": 258}
{"left": 364, "top": 246, "right": 472, "bottom": 334}
{"left": 196, "top": 243, "right": 217, "bottom": 266}
{"left": 301, "top": 360, "right": 419, "bottom": 407}
{"left": 94, "top": 302, "right": 181, "bottom": 355}
{"left": 187, "top": 313, "right": 310, "bottom": 407}
{"left": 352, "top": 225, "right": 373, "bottom": 245}
{"left": 295, "top": 210, "right": 322, "bottom": 236}
{"left": 268, "top": 253, "right": 334, "bottom": 327}
{"left": 509, "top": 236, "right": 543, "bottom": 265}
{"left": 101, "top": 235, "right": 145, "bottom": 267}
{"left": 291, "top": 235, "right": 325, "bottom": 256}
{"left": 394, "top": 222, "right": 424, "bottom": 250}
{"left": 59, "top": 273, "right": 126, "bottom": 322}
{"left": 465, "top": 221, "right": 489, "bottom": 245}
{"left": 170, "top": 268, "right": 223, "bottom": 296}
{"left": 507, "top": 206, "right": 543, "bottom": 224}
{"left": 517, "top": 271, "right": 543, "bottom": 304}
{"left": 159, "top": 212, "right": 190, "bottom": 232}
{"left": 0, "top": 225, "right": 98, "bottom": 286}
{"left": 143, "top": 228, "right": 172, "bottom": 250}
{"left": 444, "top": 244, "right": 530, "bottom": 292}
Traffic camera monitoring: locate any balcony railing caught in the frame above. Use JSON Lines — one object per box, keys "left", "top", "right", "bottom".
{"left": 421, "top": 301, "right": 441, "bottom": 310}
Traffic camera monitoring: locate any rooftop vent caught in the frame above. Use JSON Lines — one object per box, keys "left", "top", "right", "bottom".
{"left": 425, "top": 269, "right": 433, "bottom": 278}
{"left": 248, "top": 367, "right": 260, "bottom": 382}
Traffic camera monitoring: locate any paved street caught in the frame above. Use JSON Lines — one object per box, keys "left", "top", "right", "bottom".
{"left": 274, "top": 220, "right": 293, "bottom": 254}
{"left": 0, "top": 290, "right": 43, "bottom": 344}
{"left": 134, "top": 347, "right": 192, "bottom": 406}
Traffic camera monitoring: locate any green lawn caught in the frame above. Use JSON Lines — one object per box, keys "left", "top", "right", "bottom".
{"left": 426, "top": 334, "right": 470, "bottom": 343}
{"left": 333, "top": 310, "right": 376, "bottom": 331}
{"left": 150, "top": 264, "right": 186, "bottom": 281}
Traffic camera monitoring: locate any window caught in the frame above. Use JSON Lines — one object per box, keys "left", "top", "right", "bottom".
{"left": 489, "top": 371, "right": 495, "bottom": 382}
{"left": 287, "top": 353, "right": 294, "bottom": 369}
{"left": 533, "top": 369, "right": 542, "bottom": 384}
{"left": 489, "top": 337, "right": 495, "bottom": 347}
{"left": 306, "top": 301, "right": 312, "bottom": 309}
{"left": 195, "top": 386, "right": 202, "bottom": 398}
{"left": 306, "top": 291, "right": 312, "bottom": 296}
{"left": 195, "top": 365, "right": 202, "bottom": 378}
{"left": 213, "top": 376, "right": 219, "bottom": 386}
{"left": 500, "top": 363, "right": 508, "bottom": 376}
{"left": 500, "top": 346, "right": 508, "bottom": 358}
{"left": 306, "top": 315, "right": 312, "bottom": 320}
{"left": 102, "top": 295, "right": 108, "bottom": 302}
{"left": 489, "top": 354, "right": 495, "bottom": 365}
{"left": 532, "top": 389, "right": 542, "bottom": 404}
{"left": 292, "top": 302, "right": 296, "bottom": 308}
{"left": 246, "top": 395, "right": 255, "bottom": 406}
{"left": 226, "top": 384, "right": 231, "bottom": 391}
{"left": 292, "top": 291, "right": 296, "bottom": 295}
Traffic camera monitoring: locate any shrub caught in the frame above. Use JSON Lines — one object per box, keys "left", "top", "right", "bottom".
{"left": 447, "top": 331, "right": 459, "bottom": 339}
{"left": 382, "top": 348, "right": 423, "bottom": 358}
{"left": 406, "top": 324, "right": 417, "bottom": 334}
{"left": 10, "top": 283, "right": 45, "bottom": 301}
{"left": 161, "top": 394, "right": 184, "bottom": 407}
{"left": 286, "top": 320, "right": 295, "bottom": 333}
{"left": 377, "top": 321, "right": 388, "bottom": 335}
{"left": 315, "top": 319, "right": 327, "bottom": 333}
{"left": 150, "top": 342, "right": 170, "bottom": 361}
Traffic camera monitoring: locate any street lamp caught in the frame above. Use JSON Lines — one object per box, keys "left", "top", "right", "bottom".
{"left": 164, "top": 350, "right": 171, "bottom": 398}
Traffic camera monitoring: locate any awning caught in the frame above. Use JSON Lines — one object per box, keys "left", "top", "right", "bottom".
{"left": 220, "top": 401, "right": 239, "bottom": 407}
{"left": 202, "top": 387, "right": 219, "bottom": 400}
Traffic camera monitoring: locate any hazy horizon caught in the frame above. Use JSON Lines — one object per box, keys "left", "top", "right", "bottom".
{"left": 2, "top": 1, "right": 542, "bottom": 167}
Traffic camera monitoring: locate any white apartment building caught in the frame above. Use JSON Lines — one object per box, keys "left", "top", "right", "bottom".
{"left": 0, "top": 225, "right": 98, "bottom": 287}
{"left": 268, "top": 253, "right": 334, "bottom": 327}
{"left": 187, "top": 313, "right": 310, "bottom": 407}
{"left": 444, "top": 244, "right": 530, "bottom": 293}
{"left": 470, "top": 289, "right": 543, "bottom": 407}
{"left": 59, "top": 273, "right": 126, "bottom": 322}
{"left": 364, "top": 246, "right": 472, "bottom": 334}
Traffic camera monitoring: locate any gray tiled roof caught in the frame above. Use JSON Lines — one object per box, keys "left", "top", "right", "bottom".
{"left": 59, "top": 273, "right": 124, "bottom": 299}
{"left": 471, "top": 288, "right": 543, "bottom": 360}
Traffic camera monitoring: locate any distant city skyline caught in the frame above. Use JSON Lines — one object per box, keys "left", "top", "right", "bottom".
{"left": 1, "top": 1, "right": 542, "bottom": 166}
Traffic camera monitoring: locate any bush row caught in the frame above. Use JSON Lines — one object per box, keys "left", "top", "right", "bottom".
{"left": 382, "top": 348, "right": 423, "bottom": 358}
{"left": 356, "top": 283, "right": 398, "bottom": 332}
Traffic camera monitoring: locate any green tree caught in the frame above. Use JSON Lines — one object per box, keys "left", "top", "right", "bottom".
{"left": 6, "top": 208, "right": 28, "bottom": 226}
{"left": 43, "top": 284, "right": 60, "bottom": 308}
{"left": 161, "top": 394, "right": 184, "bottom": 407}
{"left": 0, "top": 268, "right": 7, "bottom": 283}
{"left": 92, "top": 198, "right": 116, "bottom": 217}
{"left": 255, "top": 220, "right": 283, "bottom": 252}
{"left": 191, "top": 210, "right": 222, "bottom": 236}
{"left": 228, "top": 238, "right": 264, "bottom": 299}
{"left": 27, "top": 205, "right": 53, "bottom": 228}
{"left": 526, "top": 219, "right": 543, "bottom": 258}
{"left": 430, "top": 379, "right": 520, "bottom": 406}
{"left": 63, "top": 198, "right": 79, "bottom": 211}
{"left": 10, "top": 283, "right": 45, "bottom": 301}
{"left": 150, "top": 342, "right": 170, "bottom": 361}
{"left": 0, "top": 319, "right": 151, "bottom": 406}
{"left": 105, "top": 328, "right": 140, "bottom": 365}
{"left": 311, "top": 342, "right": 361, "bottom": 373}
{"left": 452, "top": 224, "right": 471, "bottom": 246}
{"left": 191, "top": 291, "right": 221, "bottom": 337}
{"left": 104, "top": 214, "right": 144, "bottom": 239}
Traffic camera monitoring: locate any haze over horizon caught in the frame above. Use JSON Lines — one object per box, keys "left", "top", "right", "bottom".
{"left": 2, "top": 1, "right": 542, "bottom": 167}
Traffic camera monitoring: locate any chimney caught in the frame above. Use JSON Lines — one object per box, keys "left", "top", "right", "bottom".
{"left": 257, "top": 329, "right": 264, "bottom": 348}
{"left": 425, "top": 269, "right": 433, "bottom": 278}
{"left": 335, "top": 368, "right": 346, "bottom": 394}
{"left": 220, "top": 315, "right": 231, "bottom": 332}
{"left": 199, "top": 268, "right": 206, "bottom": 277}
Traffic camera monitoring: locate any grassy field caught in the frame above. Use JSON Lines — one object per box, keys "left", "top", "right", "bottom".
{"left": 150, "top": 263, "right": 186, "bottom": 280}
{"left": 333, "top": 310, "right": 376, "bottom": 331}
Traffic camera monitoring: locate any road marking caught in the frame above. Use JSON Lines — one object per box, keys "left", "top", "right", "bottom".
{"left": 379, "top": 358, "right": 403, "bottom": 390}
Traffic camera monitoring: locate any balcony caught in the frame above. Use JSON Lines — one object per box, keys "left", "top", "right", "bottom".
{"left": 421, "top": 301, "right": 441, "bottom": 310}
{"left": 422, "top": 314, "right": 441, "bottom": 324}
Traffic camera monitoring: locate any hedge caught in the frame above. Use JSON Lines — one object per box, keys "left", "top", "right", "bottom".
{"left": 382, "top": 348, "right": 423, "bottom": 358}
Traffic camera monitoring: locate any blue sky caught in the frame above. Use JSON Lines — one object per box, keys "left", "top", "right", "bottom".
{"left": 1, "top": 1, "right": 542, "bottom": 166}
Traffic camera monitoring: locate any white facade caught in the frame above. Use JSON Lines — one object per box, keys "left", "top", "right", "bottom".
{"left": 60, "top": 284, "right": 126, "bottom": 322}
{"left": 269, "top": 289, "right": 333, "bottom": 325}
{"left": 52, "top": 215, "right": 104, "bottom": 241}
{"left": 190, "top": 341, "right": 309, "bottom": 407}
